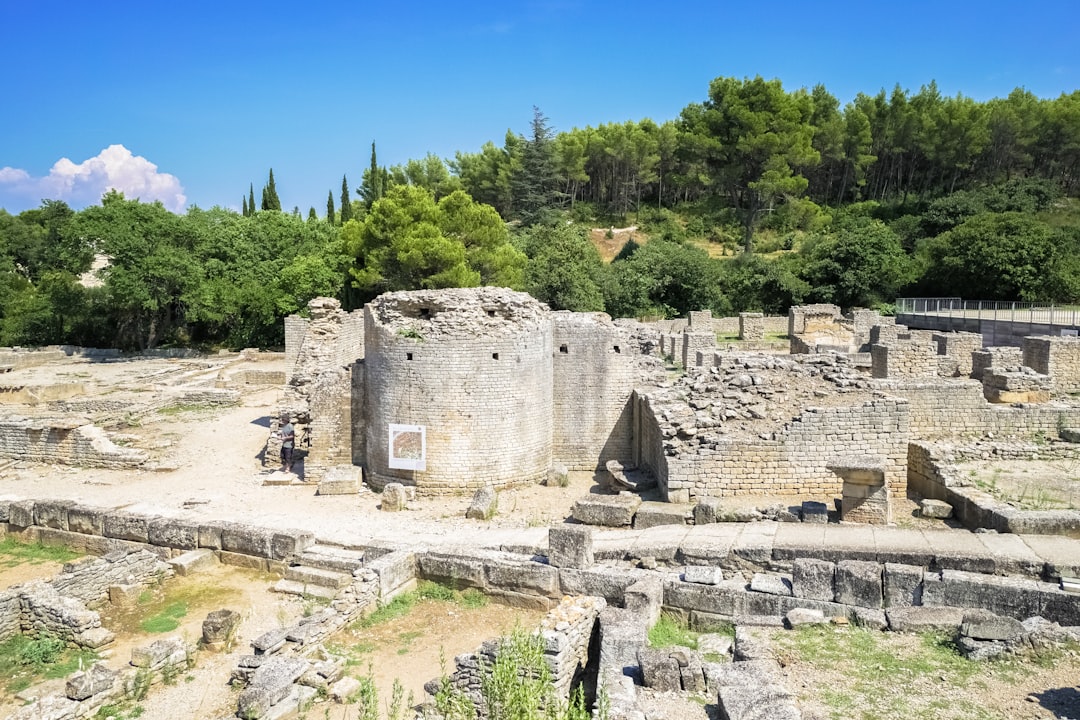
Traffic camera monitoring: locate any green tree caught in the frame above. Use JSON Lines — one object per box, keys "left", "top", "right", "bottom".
{"left": 262, "top": 169, "right": 281, "bottom": 211}
{"left": 518, "top": 224, "right": 605, "bottom": 311}
{"left": 604, "top": 239, "right": 725, "bottom": 318}
{"left": 326, "top": 191, "right": 335, "bottom": 224}
{"left": 799, "top": 217, "right": 915, "bottom": 308}
{"left": 248, "top": 184, "right": 257, "bottom": 216}
{"left": 345, "top": 185, "right": 524, "bottom": 301}
{"left": 360, "top": 141, "right": 389, "bottom": 207}
{"left": 511, "top": 107, "right": 562, "bottom": 225}
{"left": 680, "top": 76, "right": 819, "bottom": 251}
{"left": 340, "top": 175, "right": 353, "bottom": 224}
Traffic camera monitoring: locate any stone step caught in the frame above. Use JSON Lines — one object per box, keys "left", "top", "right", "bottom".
{"left": 271, "top": 578, "right": 339, "bottom": 600}
{"left": 284, "top": 564, "right": 352, "bottom": 589}
{"left": 169, "top": 548, "right": 219, "bottom": 576}
{"left": 298, "top": 545, "right": 365, "bottom": 574}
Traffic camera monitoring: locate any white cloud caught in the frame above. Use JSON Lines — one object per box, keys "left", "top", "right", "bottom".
{"left": 0, "top": 145, "right": 187, "bottom": 212}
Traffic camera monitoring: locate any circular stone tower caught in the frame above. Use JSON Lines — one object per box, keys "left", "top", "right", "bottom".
{"left": 363, "top": 287, "right": 553, "bottom": 494}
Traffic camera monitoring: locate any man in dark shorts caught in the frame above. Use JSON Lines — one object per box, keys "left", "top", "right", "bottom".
{"left": 278, "top": 414, "right": 296, "bottom": 472}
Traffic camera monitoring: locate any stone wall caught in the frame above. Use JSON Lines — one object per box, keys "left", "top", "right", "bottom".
{"left": 971, "top": 347, "right": 1023, "bottom": 380}
{"left": 637, "top": 395, "right": 909, "bottom": 503}
{"left": 551, "top": 313, "right": 638, "bottom": 470}
{"left": 933, "top": 331, "right": 984, "bottom": 377}
{"left": 0, "top": 414, "right": 148, "bottom": 468}
{"left": 682, "top": 332, "right": 715, "bottom": 369}
{"left": 284, "top": 315, "right": 308, "bottom": 373}
{"left": 876, "top": 380, "right": 1080, "bottom": 439}
{"left": 738, "top": 313, "right": 764, "bottom": 341}
{"left": 363, "top": 288, "right": 553, "bottom": 493}
{"left": 51, "top": 550, "right": 171, "bottom": 606}
{"left": 870, "top": 332, "right": 942, "bottom": 378}
{"left": 1024, "top": 336, "right": 1080, "bottom": 393}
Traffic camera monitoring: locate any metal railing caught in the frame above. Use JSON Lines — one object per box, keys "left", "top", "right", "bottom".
{"left": 896, "top": 298, "right": 1080, "bottom": 329}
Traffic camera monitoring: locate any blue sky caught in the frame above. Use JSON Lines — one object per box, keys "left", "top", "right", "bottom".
{"left": 1, "top": 0, "right": 1077, "bottom": 216}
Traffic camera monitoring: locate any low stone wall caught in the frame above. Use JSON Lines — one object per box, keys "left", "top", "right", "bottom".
{"left": 434, "top": 595, "right": 605, "bottom": 711}
{"left": 0, "top": 415, "right": 148, "bottom": 468}
{"left": 1024, "top": 335, "right": 1080, "bottom": 393}
{"left": 52, "top": 549, "right": 171, "bottom": 606}
{"left": 907, "top": 441, "right": 1080, "bottom": 537}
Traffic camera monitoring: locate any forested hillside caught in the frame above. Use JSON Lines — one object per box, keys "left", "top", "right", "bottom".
{"left": 2, "top": 77, "right": 1079, "bottom": 350}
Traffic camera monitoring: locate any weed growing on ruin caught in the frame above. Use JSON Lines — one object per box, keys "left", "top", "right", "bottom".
{"left": 0, "top": 537, "right": 81, "bottom": 568}
{"left": 355, "top": 581, "right": 489, "bottom": 629}
{"left": 647, "top": 613, "right": 699, "bottom": 649}
{"left": 0, "top": 633, "right": 99, "bottom": 693}
{"left": 94, "top": 702, "right": 144, "bottom": 719}
{"left": 397, "top": 326, "right": 424, "bottom": 341}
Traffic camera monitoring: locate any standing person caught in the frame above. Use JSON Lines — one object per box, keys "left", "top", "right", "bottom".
{"left": 278, "top": 414, "right": 296, "bottom": 472}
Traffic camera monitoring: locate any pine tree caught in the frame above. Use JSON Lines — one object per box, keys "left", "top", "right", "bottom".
{"left": 308, "top": 207, "right": 317, "bottom": 221}
{"left": 511, "top": 106, "right": 562, "bottom": 226}
{"left": 340, "top": 175, "right": 353, "bottom": 224}
{"left": 242, "top": 195, "right": 248, "bottom": 217}
{"left": 326, "top": 190, "right": 336, "bottom": 224}
{"left": 360, "top": 141, "right": 387, "bottom": 206}
{"left": 248, "top": 184, "right": 256, "bottom": 216}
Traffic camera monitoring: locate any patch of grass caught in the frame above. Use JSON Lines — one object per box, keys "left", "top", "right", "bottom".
{"left": 0, "top": 633, "right": 99, "bottom": 694}
{"left": 139, "top": 600, "right": 188, "bottom": 633}
{"left": 648, "top": 613, "right": 699, "bottom": 649}
{"left": 0, "top": 537, "right": 81, "bottom": 569}
{"left": 157, "top": 402, "right": 213, "bottom": 416}
{"left": 358, "top": 581, "right": 490, "bottom": 630}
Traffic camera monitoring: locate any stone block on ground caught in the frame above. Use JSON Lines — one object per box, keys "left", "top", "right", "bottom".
{"left": 130, "top": 637, "right": 187, "bottom": 670}
{"left": 682, "top": 565, "right": 723, "bottom": 585}
{"left": 624, "top": 577, "right": 664, "bottom": 626}
{"left": 750, "top": 573, "right": 793, "bottom": 597}
{"left": 329, "top": 676, "right": 362, "bottom": 703}
{"left": 365, "top": 550, "right": 417, "bottom": 600}
{"left": 834, "top": 560, "right": 882, "bottom": 608}
{"left": 920, "top": 499, "right": 954, "bottom": 519}
{"left": 884, "top": 562, "right": 923, "bottom": 608}
{"left": 694, "top": 497, "right": 722, "bottom": 525}
{"left": 317, "top": 465, "right": 361, "bottom": 495}
{"left": 634, "top": 501, "right": 691, "bottom": 529}
{"left": 886, "top": 606, "right": 965, "bottom": 633}
{"left": 66, "top": 662, "right": 117, "bottom": 701}
{"left": 284, "top": 565, "right": 351, "bottom": 589}
{"left": 381, "top": 483, "right": 408, "bottom": 512}
{"left": 785, "top": 608, "right": 827, "bottom": 627}
{"left": 169, "top": 549, "right": 219, "bottom": 576}
{"left": 75, "top": 627, "right": 115, "bottom": 649}
{"left": 960, "top": 609, "right": 1025, "bottom": 641}
{"left": 547, "top": 526, "right": 593, "bottom": 569}
{"left": 638, "top": 648, "right": 682, "bottom": 691}
{"left": 237, "top": 656, "right": 309, "bottom": 720}
{"left": 571, "top": 494, "right": 641, "bottom": 527}
{"left": 202, "top": 609, "right": 242, "bottom": 648}
{"left": 465, "top": 485, "right": 498, "bottom": 520}
{"left": 792, "top": 558, "right": 835, "bottom": 601}
{"left": 697, "top": 633, "right": 733, "bottom": 659}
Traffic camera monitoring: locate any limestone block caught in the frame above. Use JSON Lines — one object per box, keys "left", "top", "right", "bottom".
{"left": 169, "top": 549, "right": 219, "bottom": 576}
{"left": 147, "top": 517, "right": 199, "bottom": 550}
{"left": 697, "top": 633, "right": 733, "bottom": 659}
{"left": 202, "top": 609, "right": 242, "bottom": 646}
{"left": 733, "top": 625, "right": 776, "bottom": 663}
{"left": 34, "top": 499, "right": 72, "bottom": 530}
{"left": 102, "top": 512, "right": 150, "bottom": 543}
{"left": 920, "top": 499, "right": 953, "bottom": 519}
{"left": 366, "top": 550, "right": 417, "bottom": 599}
{"left": 418, "top": 551, "right": 485, "bottom": 588}
{"left": 465, "top": 485, "right": 497, "bottom": 520}
{"left": 9, "top": 499, "right": 34, "bottom": 528}
{"left": 270, "top": 529, "right": 315, "bottom": 561}
{"left": 284, "top": 565, "right": 350, "bottom": 589}
{"left": 834, "top": 560, "right": 882, "bottom": 608}
{"left": 131, "top": 637, "right": 187, "bottom": 669}
{"left": 800, "top": 501, "right": 828, "bottom": 524}
{"left": 693, "top": 497, "right": 721, "bottom": 525}
{"left": 66, "top": 662, "right": 117, "bottom": 701}
{"left": 546, "top": 464, "right": 568, "bottom": 487}
{"left": 219, "top": 551, "right": 268, "bottom": 571}
{"left": 886, "top": 606, "right": 965, "bottom": 633}
{"left": 792, "top": 558, "right": 834, "bottom": 601}
{"left": 598, "top": 607, "right": 649, "bottom": 681}
{"left": 485, "top": 561, "right": 559, "bottom": 597}
{"left": 197, "top": 521, "right": 226, "bottom": 550}
{"left": 750, "top": 573, "right": 793, "bottom": 597}
{"left": 960, "top": 609, "right": 1024, "bottom": 641}
{"left": 682, "top": 565, "right": 723, "bottom": 585}
{"left": 883, "top": 563, "right": 923, "bottom": 608}
{"left": 7, "top": 694, "right": 79, "bottom": 720}
{"left": 638, "top": 648, "right": 682, "bottom": 691}
{"left": 634, "top": 501, "right": 690, "bottom": 529}
{"left": 318, "top": 465, "right": 360, "bottom": 495}
{"left": 75, "top": 627, "right": 115, "bottom": 649}
{"left": 547, "top": 526, "right": 593, "bottom": 569}
{"left": 663, "top": 579, "right": 746, "bottom": 617}
{"left": 678, "top": 650, "right": 705, "bottom": 692}
{"left": 624, "top": 577, "right": 664, "bottom": 626}
{"left": 785, "top": 608, "right": 827, "bottom": 627}
{"left": 67, "top": 504, "right": 106, "bottom": 536}
{"left": 108, "top": 583, "right": 142, "bottom": 605}
{"left": 220, "top": 523, "right": 273, "bottom": 558}
{"left": 329, "top": 676, "right": 362, "bottom": 703}
{"left": 237, "top": 656, "right": 309, "bottom": 719}
{"left": 571, "top": 494, "right": 640, "bottom": 527}
{"left": 940, "top": 569, "right": 1042, "bottom": 619}
{"left": 559, "top": 567, "right": 640, "bottom": 603}
{"left": 381, "top": 483, "right": 408, "bottom": 512}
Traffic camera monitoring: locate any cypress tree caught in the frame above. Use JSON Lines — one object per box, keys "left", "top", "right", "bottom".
{"left": 261, "top": 186, "right": 270, "bottom": 211}
{"left": 242, "top": 195, "right": 248, "bottom": 216}
{"left": 340, "top": 175, "right": 353, "bottom": 224}
{"left": 264, "top": 169, "right": 281, "bottom": 211}
{"left": 248, "top": 184, "right": 256, "bottom": 215}
{"left": 327, "top": 190, "right": 335, "bottom": 224}
{"left": 308, "top": 207, "right": 317, "bottom": 221}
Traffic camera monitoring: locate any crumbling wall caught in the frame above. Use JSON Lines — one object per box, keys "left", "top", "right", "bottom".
{"left": 51, "top": 550, "right": 171, "bottom": 606}
{"left": 0, "top": 414, "right": 147, "bottom": 468}
{"left": 971, "top": 347, "right": 1023, "bottom": 380}
{"left": 363, "top": 288, "right": 553, "bottom": 493}
{"left": 1024, "top": 336, "right": 1080, "bottom": 393}
{"left": 933, "top": 331, "right": 983, "bottom": 377}
{"left": 870, "top": 332, "right": 941, "bottom": 378}
{"left": 551, "top": 313, "right": 638, "bottom": 470}
{"left": 638, "top": 395, "right": 909, "bottom": 503}
{"left": 738, "top": 313, "right": 765, "bottom": 341}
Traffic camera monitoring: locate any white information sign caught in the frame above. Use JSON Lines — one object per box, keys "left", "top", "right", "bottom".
{"left": 388, "top": 424, "right": 426, "bottom": 471}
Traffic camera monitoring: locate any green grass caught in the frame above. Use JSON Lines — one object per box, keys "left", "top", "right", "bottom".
{"left": 157, "top": 402, "right": 214, "bottom": 416}
{"left": 647, "top": 613, "right": 700, "bottom": 649}
{"left": 0, "top": 537, "right": 81, "bottom": 569}
{"left": 770, "top": 626, "right": 1077, "bottom": 720}
{"left": 355, "top": 581, "right": 489, "bottom": 630}
{"left": 0, "top": 634, "right": 99, "bottom": 694}
{"left": 139, "top": 600, "right": 188, "bottom": 633}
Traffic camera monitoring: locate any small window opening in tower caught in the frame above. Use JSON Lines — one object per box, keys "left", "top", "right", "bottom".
{"left": 487, "top": 309, "right": 496, "bottom": 317}
{"left": 419, "top": 308, "right": 430, "bottom": 318}
{"left": 492, "top": 352, "right": 499, "bottom": 360}
{"left": 406, "top": 353, "right": 413, "bottom": 361}
{"left": 614, "top": 346, "right": 621, "bottom": 353}
{"left": 559, "top": 344, "right": 568, "bottom": 354}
